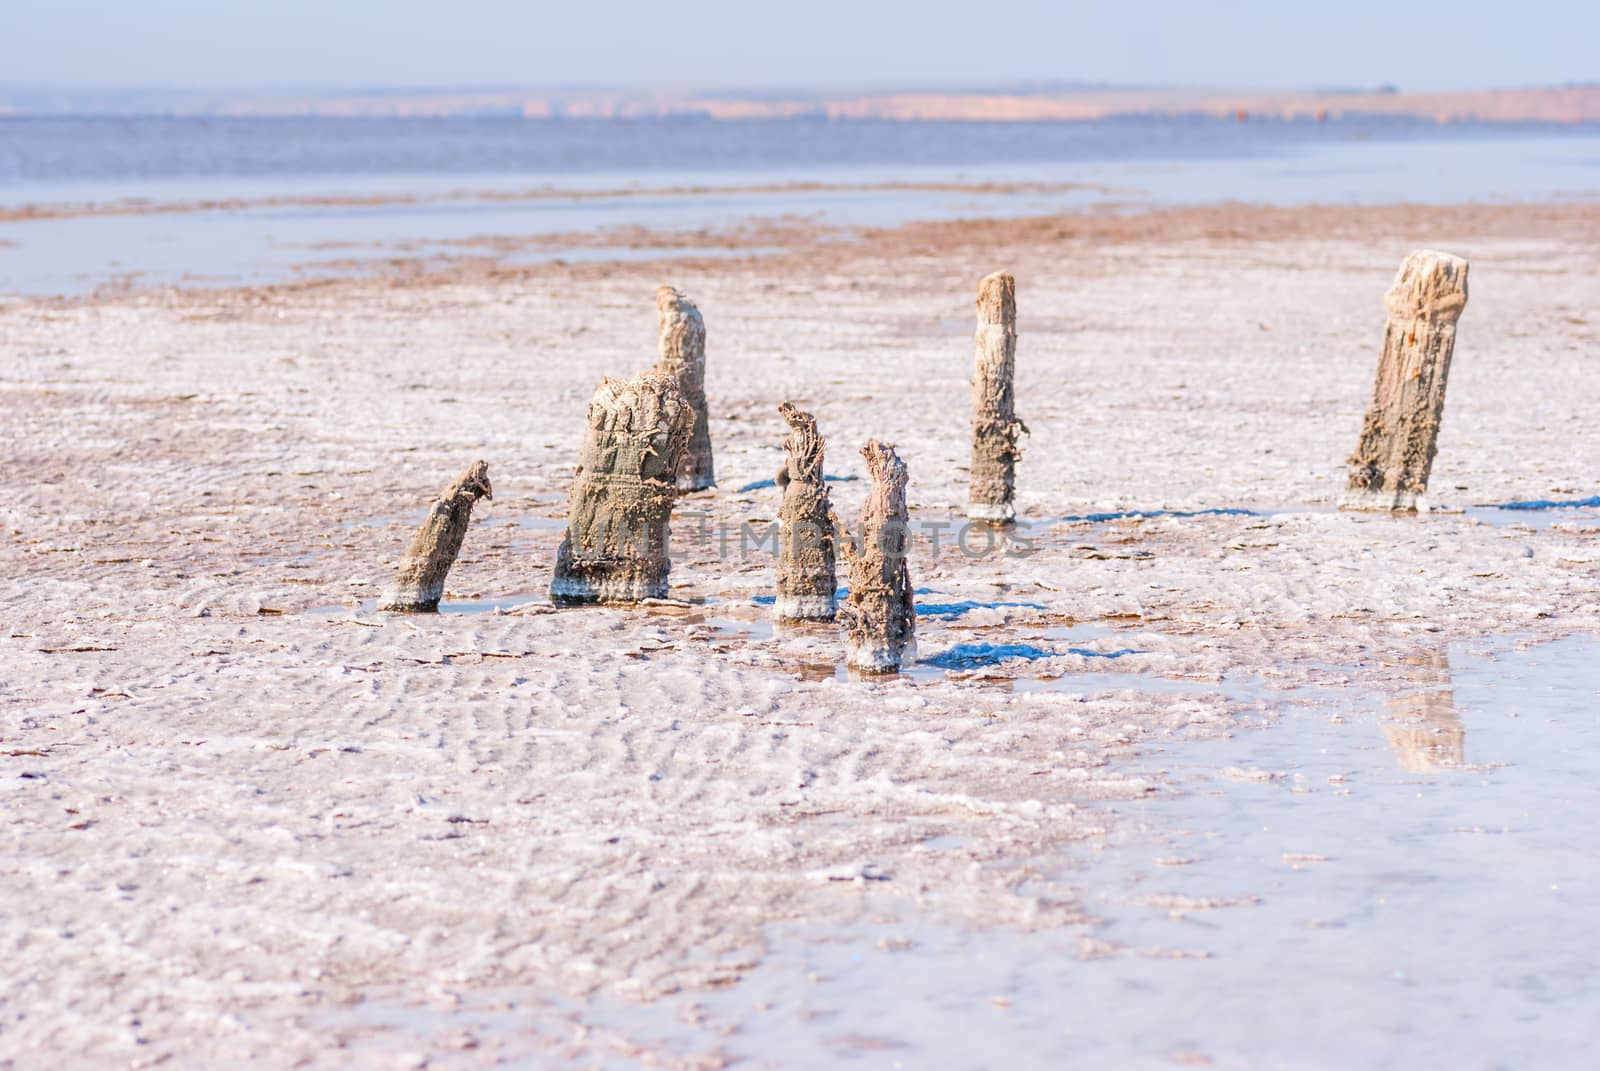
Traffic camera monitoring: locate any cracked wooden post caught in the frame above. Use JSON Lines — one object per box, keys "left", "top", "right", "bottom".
{"left": 1342, "top": 250, "right": 1469, "bottom": 511}
{"left": 839, "top": 440, "right": 916, "bottom": 672}
{"left": 968, "top": 271, "right": 1025, "bottom": 523}
{"left": 551, "top": 371, "right": 692, "bottom": 604}
{"left": 654, "top": 285, "right": 714, "bottom": 492}
{"left": 774, "top": 401, "right": 838, "bottom": 621}
{"left": 379, "top": 460, "right": 492, "bottom": 613}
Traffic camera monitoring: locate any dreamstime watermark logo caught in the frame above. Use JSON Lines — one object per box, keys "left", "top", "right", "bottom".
{"left": 586, "top": 512, "right": 1039, "bottom": 562}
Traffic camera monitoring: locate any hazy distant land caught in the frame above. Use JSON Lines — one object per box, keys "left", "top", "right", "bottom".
{"left": 4, "top": 81, "right": 1598, "bottom": 122}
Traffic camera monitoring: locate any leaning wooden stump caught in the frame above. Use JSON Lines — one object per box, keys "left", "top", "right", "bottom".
{"left": 551, "top": 372, "right": 693, "bottom": 604}
{"left": 1342, "top": 250, "right": 1469, "bottom": 511}
{"left": 968, "top": 271, "right": 1026, "bottom": 523}
{"left": 654, "top": 285, "right": 714, "bottom": 492}
{"left": 774, "top": 401, "right": 838, "bottom": 621}
{"left": 838, "top": 440, "right": 916, "bottom": 672}
{"left": 379, "top": 460, "right": 493, "bottom": 613}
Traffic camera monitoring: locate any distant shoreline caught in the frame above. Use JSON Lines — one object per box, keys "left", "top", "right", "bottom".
{"left": 4, "top": 83, "right": 1599, "bottom": 123}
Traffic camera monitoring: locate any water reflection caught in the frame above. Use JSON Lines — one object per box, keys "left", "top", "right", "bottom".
{"left": 1382, "top": 649, "right": 1465, "bottom": 770}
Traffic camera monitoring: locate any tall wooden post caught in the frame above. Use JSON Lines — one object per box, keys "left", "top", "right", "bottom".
{"left": 839, "top": 440, "right": 917, "bottom": 672}
{"left": 774, "top": 401, "right": 838, "bottom": 621}
{"left": 551, "top": 372, "right": 692, "bottom": 604}
{"left": 655, "top": 286, "right": 714, "bottom": 492}
{"left": 968, "top": 271, "right": 1025, "bottom": 523}
{"left": 379, "top": 460, "right": 493, "bottom": 613}
{"left": 1343, "top": 250, "right": 1469, "bottom": 511}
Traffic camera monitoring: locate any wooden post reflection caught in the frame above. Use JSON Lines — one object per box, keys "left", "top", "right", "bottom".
{"left": 1382, "top": 649, "right": 1465, "bottom": 770}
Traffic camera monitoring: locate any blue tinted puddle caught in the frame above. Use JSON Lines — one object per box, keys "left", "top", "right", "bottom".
{"left": 1466, "top": 495, "right": 1600, "bottom": 529}
{"left": 735, "top": 474, "right": 861, "bottom": 494}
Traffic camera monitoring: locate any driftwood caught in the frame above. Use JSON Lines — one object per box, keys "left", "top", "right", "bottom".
{"left": 379, "top": 460, "right": 493, "bottom": 613}
{"left": 551, "top": 372, "right": 693, "bottom": 604}
{"left": 968, "top": 271, "right": 1025, "bottom": 523}
{"left": 654, "top": 286, "right": 714, "bottom": 492}
{"left": 774, "top": 401, "right": 838, "bottom": 621}
{"left": 1343, "top": 250, "right": 1469, "bottom": 511}
{"left": 838, "top": 440, "right": 917, "bottom": 672}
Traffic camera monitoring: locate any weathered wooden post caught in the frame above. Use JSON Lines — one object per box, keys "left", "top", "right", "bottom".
{"left": 551, "top": 372, "right": 693, "bottom": 604}
{"left": 968, "top": 271, "right": 1025, "bottom": 523}
{"left": 839, "top": 440, "right": 917, "bottom": 672}
{"left": 1342, "top": 250, "right": 1469, "bottom": 511}
{"left": 379, "top": 460, "right": 493, "bottom": 613}
{"left": 774, "top": 401, "right": 838, "bottom": 621}
{"left": 654, "top": 285, "right": 714, "bottom": 492}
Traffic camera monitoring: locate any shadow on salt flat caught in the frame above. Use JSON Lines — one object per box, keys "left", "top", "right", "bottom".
{"left": 736, "top": 473, "right": 861, "bottom": 494}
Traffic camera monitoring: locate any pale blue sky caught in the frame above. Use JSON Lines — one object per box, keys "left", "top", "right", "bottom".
{"left": 3, "top": 0, "right": 1594, "bottom": 92}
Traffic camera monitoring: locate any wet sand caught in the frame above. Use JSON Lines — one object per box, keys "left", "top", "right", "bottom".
{"left": 2, "top": 201, "right": 1598, "bottom": 1067}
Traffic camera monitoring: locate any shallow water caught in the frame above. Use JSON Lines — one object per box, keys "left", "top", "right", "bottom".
{"left": 1467, "top": 497, "right": 1600, "bottom": 530}
{"left": 2, "top": 118, "right": 1596, "bottom": 295}
{"left": 611, "top": 633, "right": 1600, "bottom": 1068}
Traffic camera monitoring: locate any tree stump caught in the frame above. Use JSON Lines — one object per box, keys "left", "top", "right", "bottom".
{"left": 774, "top": 401, "right": 838, "bottom": 621}
{"left": 838, "top": 440, "right": 917, "bottom": 672}
{"left": 1342, "top": 250, "right": 1469, "bottom": 511}
{"left": 379, "top": 460, "right": 493, "bottom": 613}
{"left": 655, "top": 286, "right": 714, "bottom": 492}
{"left": 551, "top": 372, "right": 693, "bottom": 604}
{"left": 968, "top": 271, "right": 1025, "bottom": 523}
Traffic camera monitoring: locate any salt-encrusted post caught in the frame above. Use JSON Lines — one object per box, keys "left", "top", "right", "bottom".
{"left": 1342, "top": 250, "right": 1469, "bottom": 511}
{"left": 774, "top": 401, "right": 838, "bottom": 621}
{"left": 839, "top": 440, "right": 916, "bottom": 672}
{"left": 551, "top": 372, "right": 692, "bottom": 604}
{"left": 655, "top": 285, "right": 714, "bottom": 492}
{"left": 968, "top": 271, "right": 1025, "bottom": 523}
{"left": 379, "top": 460, "right": 493, "bottom": 613}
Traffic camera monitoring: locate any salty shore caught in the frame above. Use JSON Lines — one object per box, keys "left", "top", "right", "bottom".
{"left": 2, "top": 200, "right": 1598, "bottom": 1067}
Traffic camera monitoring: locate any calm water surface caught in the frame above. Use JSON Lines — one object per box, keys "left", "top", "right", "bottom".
{"left": 1, "top": 117, "right": 1597, "bottom": 294}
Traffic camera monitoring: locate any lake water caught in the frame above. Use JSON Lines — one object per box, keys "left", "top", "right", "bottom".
{"left": 2, "top": 116, "right": 1598, "bottom": 295}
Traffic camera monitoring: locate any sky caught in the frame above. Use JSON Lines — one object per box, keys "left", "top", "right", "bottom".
{"left": 2, "top": 0, "right": 1595, "bottom": 92}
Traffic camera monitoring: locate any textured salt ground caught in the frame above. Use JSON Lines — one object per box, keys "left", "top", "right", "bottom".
{"left": 2, "top": 204, "right": 1598, "bottom": 1067}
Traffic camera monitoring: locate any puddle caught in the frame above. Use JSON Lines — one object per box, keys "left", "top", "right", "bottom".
{"left": 437, "top": 595, "right": 544, "bottom": 613}
{"left": 914, "top": 598, "right": 1048, "bottom": 618}
{"left": 914, "top": 636, "right": 1145, "bottom": 676}
{"left": 918, "top": 642, "right": 1059, "bottom": 669}
{"left": 500, "top": 244, "right": 788, "bottom": 267}
{"left": 1031, "top": 506, "right": 1260, "bottom": 525}
{"left": 1485, "top": 494, "right": 1600, "bottom": 511}
{"left": 687, "top": 616, "right": 776, "bottom": 644}
{"left": 610, "top": 633, "right": 1600, "bottom": 1068}
{"left": 751, "top": 589, "right": 849, "bottom": 607}
{"left": 751, "top": 588, "right": 1045, "bottom": 619}
{"left": 1465, "top": 502, "right": 1600, "bottom": 529}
